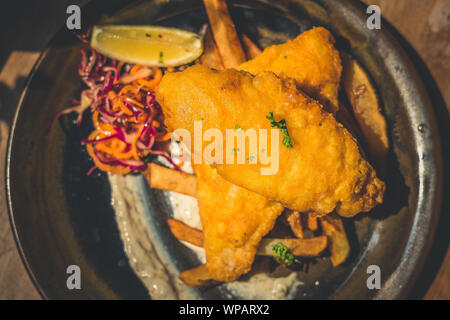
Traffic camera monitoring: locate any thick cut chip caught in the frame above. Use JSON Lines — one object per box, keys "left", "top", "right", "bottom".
{"left": 341, "top": 53, "right": 389, "bottom": 173}
{"left": 179, "top": 264, "right": 216, "bottom": 287}
{"left": 320, "top": 213, "right": 350, "bottom": 266}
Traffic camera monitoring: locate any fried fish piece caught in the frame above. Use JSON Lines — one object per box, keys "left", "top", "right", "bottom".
{"left": 194, "top": 164, "right": 283, "bottom": 282}
{"left": 238, "top": 27, "right": 342, "bottom": 113}
{"left": 173, "top": 28, "right": 344, "bottom": 281}
{"left": 156, "top": 65, "right": 385, "bottom": 217}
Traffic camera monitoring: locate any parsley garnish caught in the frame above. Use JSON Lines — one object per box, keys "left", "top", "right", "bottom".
{"left": 272, "top": 242, "right": 300, "bottom": 266}
{"left": 158, "top": 51, "right": 164, "bottom": 64}
{"left": 266, "top": 112, "right": 293, "bottom": 148}
{"left": 235, "top": 124, "right": 242, "bottom": 131}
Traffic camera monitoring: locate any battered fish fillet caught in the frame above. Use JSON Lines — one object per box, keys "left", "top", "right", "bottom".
{"left": 186, "top": 28, "right": 342, "bottom": 281}
{"left": 194, "top": 164, "right": 283, "bottom": 282}
{"left": 157, "top": 65, "right": 385, "bottom": 217}
{"left": 238, "top": 27, "right": 342, "bottom": 113}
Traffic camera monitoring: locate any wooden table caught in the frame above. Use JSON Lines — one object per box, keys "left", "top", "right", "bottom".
{"left": 0, "top": 0, "right": 448, "bottom": 300}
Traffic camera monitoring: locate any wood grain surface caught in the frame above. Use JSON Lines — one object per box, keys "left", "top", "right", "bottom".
{"left": 0, "top": 0, "right": 448, "bottom": 300}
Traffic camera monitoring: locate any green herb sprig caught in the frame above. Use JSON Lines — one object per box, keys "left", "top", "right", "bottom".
{"left": 266, "top": 112, "right": 293, "bottom": 148}
{"left": 272, "top": 242, "right": 300, "bottom": 266}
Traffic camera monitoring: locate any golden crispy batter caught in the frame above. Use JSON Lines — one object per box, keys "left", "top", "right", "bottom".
{"left": 238, "top": 27, "right": 342, "bottom": 113}
{"left": 156, "top": 65, "right": 385, "bottom": 217}
{"left": 184, "top": 28, "right": 343, "bottom": 281}
{"left": 194, "top": 164, "right": 283, "bottom": 282}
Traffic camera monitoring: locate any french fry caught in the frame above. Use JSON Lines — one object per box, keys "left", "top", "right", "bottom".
{"left": 341, "top": 53, "right": 389, "bottom": 173}
{"left": 144, "top": 163, "right": 197, "bottom": 197}
{"left": 203, "top": 0, "right": 247, "bottom": 68}
{"left": 168, "top": 219, "right": 204, "bottom": 247}
{"left": 283, "top": 210, "right": 304, "bottom": 239}
{"left": 201, "top": 25, "right": 224, "bottom": 70}
{"left": 241, "top": 34, "right": 262, "bottom": 59}
{"left": 306, "top": 212, "right": 319, "bottom": 231}
{"left": 258, "top": 236, "right": 328, "bottom": 257}
{"left": 320, "top": 213, "right": 350, "bottom": 266}
{"left": 168, "top": 217, "right": 327, "bottom": 258}
{"left": 179, "top": 264, "right": 216, "bottom": 287}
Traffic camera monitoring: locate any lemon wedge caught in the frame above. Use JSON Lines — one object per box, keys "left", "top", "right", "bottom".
{"left": 90, "top": 25, "right": 203, "bottom": 67}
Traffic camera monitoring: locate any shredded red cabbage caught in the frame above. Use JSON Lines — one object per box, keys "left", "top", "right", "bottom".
{"left": 51, "top": 47, "right": 177, "bottom": 175}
